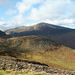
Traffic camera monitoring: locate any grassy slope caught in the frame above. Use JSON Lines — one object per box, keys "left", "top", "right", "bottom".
{"left": 0, "top": 35, "right": 75, "bottom": 70}
{"left": 18, "top": 47, "right": 75, "bottom": 70}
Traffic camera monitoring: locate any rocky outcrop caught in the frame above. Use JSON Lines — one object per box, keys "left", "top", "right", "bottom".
{"left": 0, "top": 57, "right": 75, "bottom": 75}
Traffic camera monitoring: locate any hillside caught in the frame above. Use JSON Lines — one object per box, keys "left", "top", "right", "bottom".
{"left": 5, "top": 22, "right": 75, "bottom": 49}
{"left": 0, "top": 30, "right": 10, "bottom": 38}
{"left": 0, "top": 35, "right": 75, "bottom": 71}
{"left": 0, "top": 35, "right": 60, "bottom": 56}
{"left": 0, "top": 57, "right": 75, "bottom": 75}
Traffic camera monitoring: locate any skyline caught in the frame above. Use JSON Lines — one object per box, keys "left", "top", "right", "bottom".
{"left": 0, "top": 0, "right": 75, "bottom": 30}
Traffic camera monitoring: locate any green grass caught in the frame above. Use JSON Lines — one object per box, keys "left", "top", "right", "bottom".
{"left": 0, "top": 69, "right": 70, "bottom": 75}
{"left": 31, "top": 55, "right": 75, "bottom": 70}
{"left": 18, "top": 48, "right": 75, "bottom": 70}
{"left": 0, "top": 69, "right": 56, "bottom": 75}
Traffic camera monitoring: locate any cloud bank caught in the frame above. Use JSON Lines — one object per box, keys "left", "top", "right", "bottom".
{"left": 0, "top": 0, "right": 75, "bottom": 30}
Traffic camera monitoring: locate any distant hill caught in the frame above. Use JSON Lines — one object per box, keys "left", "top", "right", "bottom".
{"left": 5, "top": 22, "right": 75, "bottom": 49}
{"left": 0, "top": 30, "right": 10, "bottom": 38}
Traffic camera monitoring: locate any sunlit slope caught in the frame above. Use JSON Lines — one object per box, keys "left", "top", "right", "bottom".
{"left": 0, "top": 35, "right": 75, "bottom": 70}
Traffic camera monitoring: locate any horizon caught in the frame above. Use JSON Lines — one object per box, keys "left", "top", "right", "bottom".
{"left": 0, "top": 0, "right": 75, "bottom": 30}
{"left": 2, "top": 22, "right": 75, "bottom": 31}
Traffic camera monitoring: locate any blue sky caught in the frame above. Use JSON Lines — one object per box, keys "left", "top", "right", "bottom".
{"left": 0, "top": 0, "right": 75, "bottom": 30}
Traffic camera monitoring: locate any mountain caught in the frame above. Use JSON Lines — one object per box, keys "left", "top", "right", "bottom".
{"left": 0, "top": 30, "right": 10, "bottom": 38}
{"left": 0, "top": 30, "right": 6, "bottom": 36}
{"left": 5, "top": 22, "right": 75, "bottom": 49}
{"left": 0, "top": 35, "right": 75, "bottom": 71}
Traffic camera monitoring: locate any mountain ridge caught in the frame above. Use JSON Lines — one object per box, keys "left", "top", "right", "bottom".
{"left": 5, "top": 22, "right": 72, "bottom": 34}
{"left": 5, "top": 22, "right": 75, "bottom": 49}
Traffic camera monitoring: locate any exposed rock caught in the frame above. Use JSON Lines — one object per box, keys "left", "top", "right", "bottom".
{"left": 0, "top": 57, "right": 75, "bottom": 75}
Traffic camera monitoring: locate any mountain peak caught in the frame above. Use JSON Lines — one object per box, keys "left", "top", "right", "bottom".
{"left": 35, "top": 22, "right": 61, "bottom": 29}
{"left": 36, "top": 22, "right": 48, "bottom": 25}
{"left": 36, "top": 22, "right": 70, "bottom": 29}
{"left": 33, "top": 22, "right": 56, "bottom": 29}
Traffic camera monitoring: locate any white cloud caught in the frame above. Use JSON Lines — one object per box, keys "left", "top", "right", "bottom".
{"left": 25, "top": 24, "right": 31, "bottom": 26}
{"left": 9, "top": 14, "right": 27, "bottom": 25}
{"left": 45, "top": 19, "right": 75, "bottom": 25}
{"left": 5, "top": 9, "right": 17, "bottom": 15}
{"left": 0, "top": 21, "right": 5, "bottom": 25}
{"left": 1, "top": 0, "right": 75, "bottom": 30}
{"left": 0, "top": 17, "right": 4, "bottom": 20}
{"left": 16, "top": 0, "right": 43, "bottom": 14}
{"left": 0, "top": 21, "right": 6, "bottom": 30}
{"left": 29, "top": 0, "right": 69, "bottom": 21}
{"left": 26, "top": 0, "right": 75, "bottom": 28}
{"left": 3, "top": 0, "right": 43, "bottom": 28}
{"left": 0, "top": 21, "right": 20, "bottom": 30}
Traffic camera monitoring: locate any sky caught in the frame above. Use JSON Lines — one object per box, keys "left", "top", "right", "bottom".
{"left": 0, "top": 0, "right": 75, "bottom": 30}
